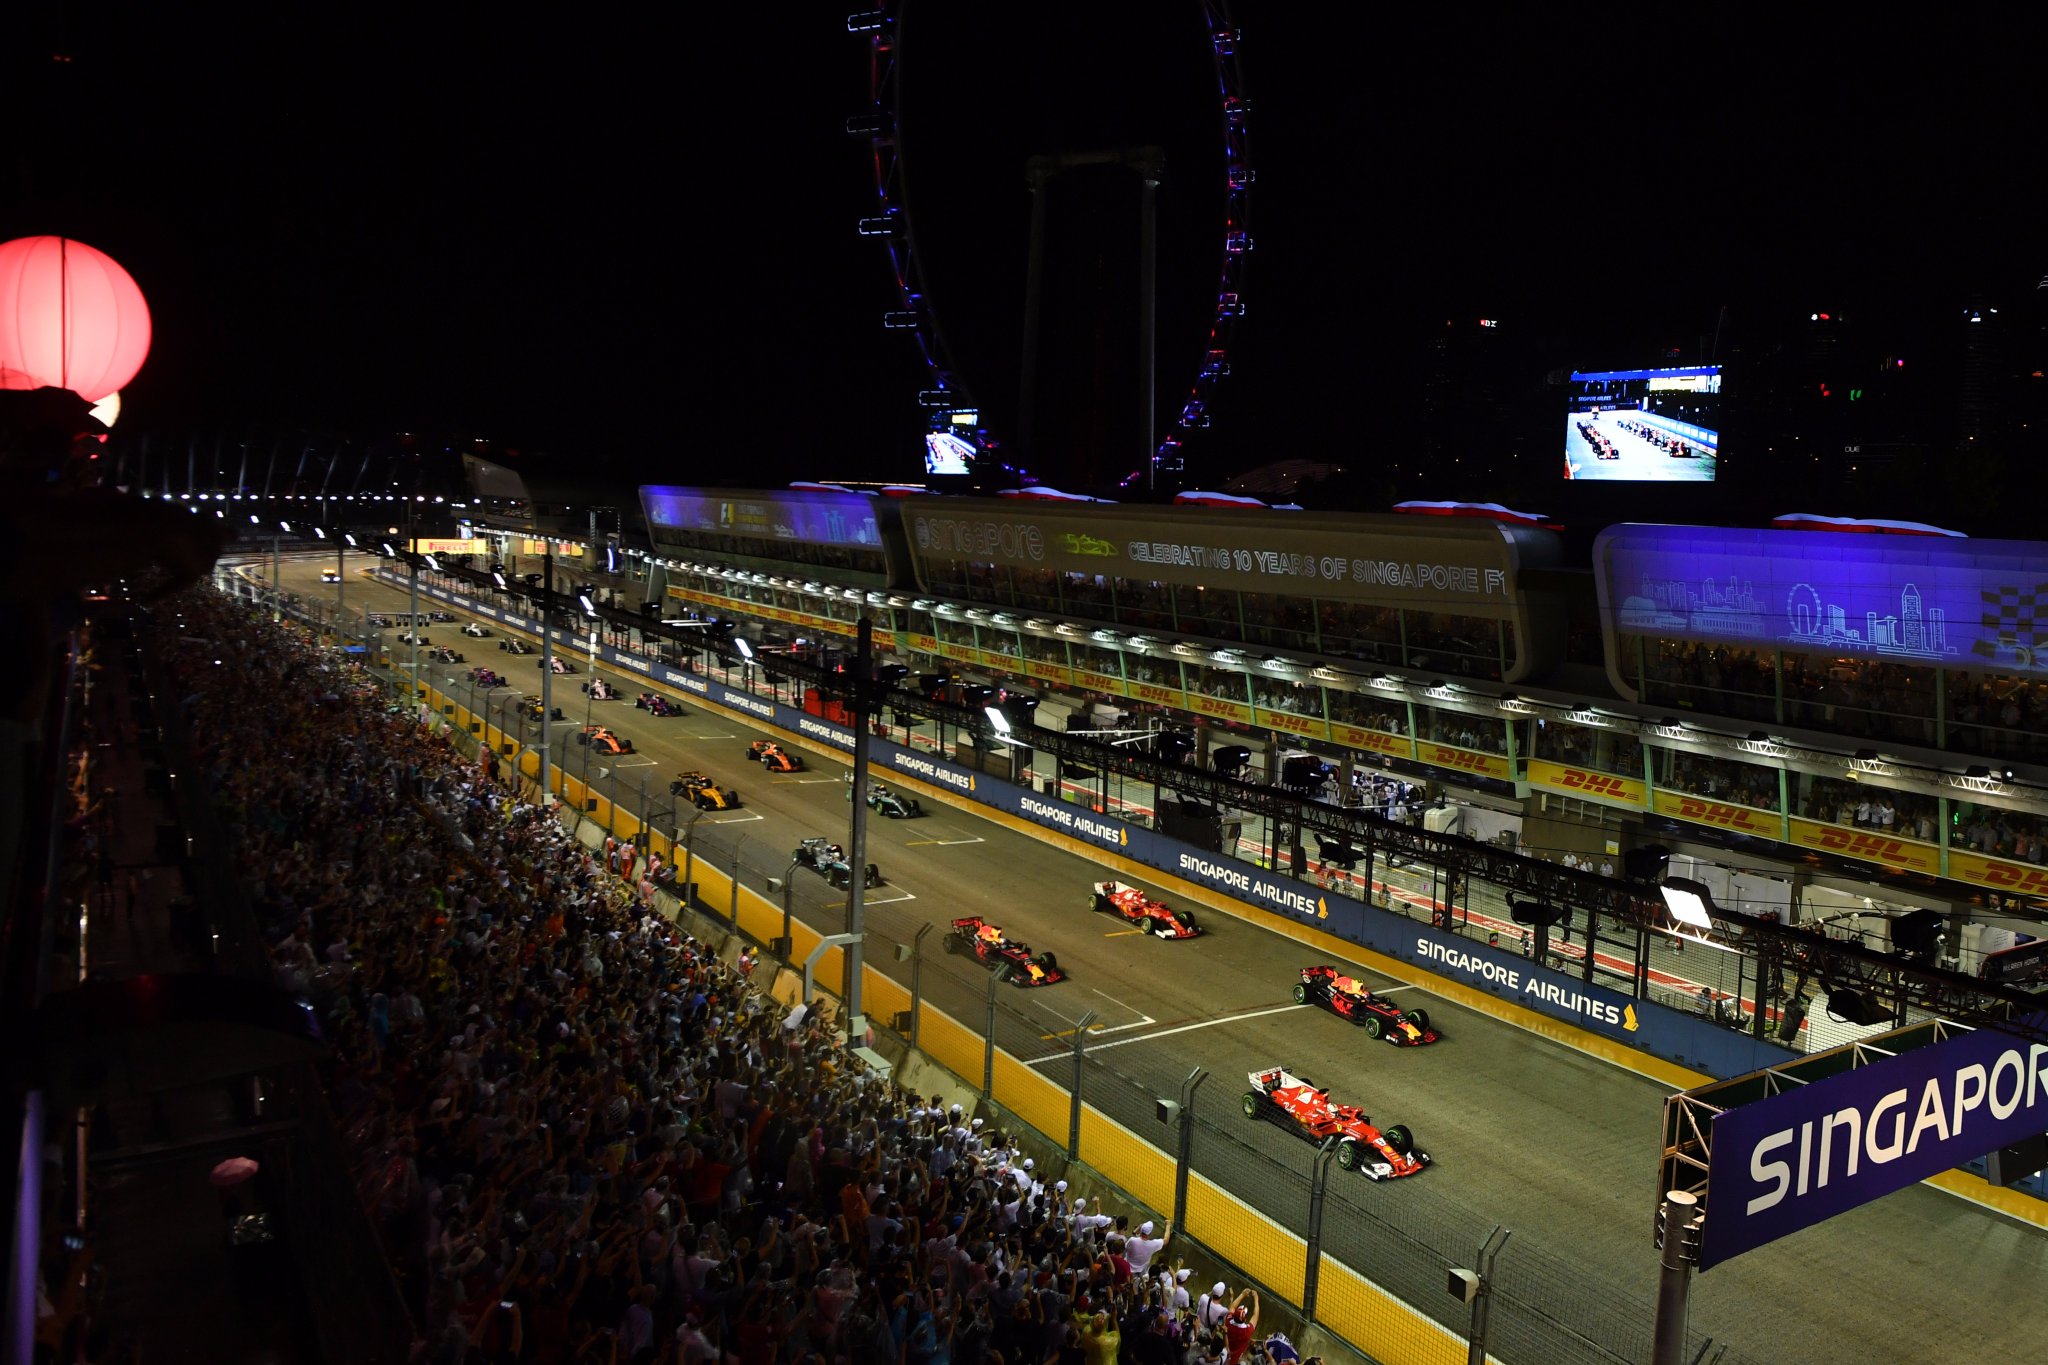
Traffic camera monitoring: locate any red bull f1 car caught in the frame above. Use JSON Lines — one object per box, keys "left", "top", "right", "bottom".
{"left": 1295, "top": 966, "right": 1437, "bottom": 1045}
{"left": 947, "top": 917, "right": 1064, "bottom": 987}
{"left": 1242, "top": 1067, "right": 1431, "bottom": 1179}
{"left": 1090, "top": 881, "right": 1201, "bottom": 939}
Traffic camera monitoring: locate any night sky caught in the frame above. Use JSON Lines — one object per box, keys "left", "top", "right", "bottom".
{"left": 5, "top": 5, "right": 2039, "bottom": 500}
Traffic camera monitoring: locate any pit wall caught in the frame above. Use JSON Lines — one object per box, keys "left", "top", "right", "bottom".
{"left": 386, "top": 573, "right": 2048, "bottom": 1234}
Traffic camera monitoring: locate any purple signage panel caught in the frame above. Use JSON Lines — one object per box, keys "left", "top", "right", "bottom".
{"left": 640, "top": 486, "right": 882, "bottom": 548}
{"left": 1594, "top": 524, "right": 2048, "bottom": 677}
{"left": 1701, "top": 1027, "right": 2048, "bottom": 1270}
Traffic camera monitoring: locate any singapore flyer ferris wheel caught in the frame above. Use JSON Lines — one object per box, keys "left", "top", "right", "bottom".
{"left": 846, "top": 3, "right": 1253, "bottom": 492}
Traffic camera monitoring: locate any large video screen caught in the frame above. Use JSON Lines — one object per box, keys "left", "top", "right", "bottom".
{"left": 1563, "top": 365, "right": 1721, "bottom": 483}
{"left": 924, "top": 429, "right": 975, "bottom": 477}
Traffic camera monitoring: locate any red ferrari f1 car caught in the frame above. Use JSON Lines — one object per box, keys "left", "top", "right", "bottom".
{"left": 947, "top": 917, "right": 1064, "bottom": 987}
{"left": 1090, "top": 881, "right": 1201, "bottom": 939}
{"left": 1242, "top": 1067, "right": 1431, "bottom": 1179}
{"left": 1294, "top": 966, "right": 1437, "bottom": 1045}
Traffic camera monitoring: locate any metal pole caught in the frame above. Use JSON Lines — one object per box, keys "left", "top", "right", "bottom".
{"left": 843, "top": 617, "right": 875, "bottom": 1047}
{"left": 1465, "top": 1227, "right": 1511, "bottom": 1365}
{"left": 780, "top": 859, "right": 800, "bottom": 963}
{"left": 407, "top": 535, "right": 421, "bottom": 706}
{"left": 607, "top": 766, "right": 619, "bottom": 842}
{"left": 982, "top": 967, "right": 1004, "bottom": 1098}
{"left": 1068, "top": 1009, "right": 1098, "bottom": 1160}
{"left": 1173, "top": 1068, "right": 1206, "bottom": 1233}
{"left": 1303, "top": 1136, "right": 1341, "bottom": 1324}
{"left": 1140, "top": 154, "right": 1160, "bottom": 490}
{"left": 1651, "top": 1190, "right": 1703, "bottom": 1365}
{"left": 909, "top": 923, "right": 931, "bottom": 1048}
{"left": 730, "top": 834, "right": 747, "bottom": 924}
{"left": 539, "top": 548, "right": 554, "bottom": 805}
{"left": 1018, "top": 157, "right": 1052, "bottom": 467}
{"left": 272, "top": 532, "right": 282, "bottom": 621}
{"left": 680, "top": 810, "right": 705, "bottom": 915}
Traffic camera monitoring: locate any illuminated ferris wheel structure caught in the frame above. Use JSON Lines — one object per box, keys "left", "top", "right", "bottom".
{"left": 845, "top": 3, "right": 1253, "bottom": 488}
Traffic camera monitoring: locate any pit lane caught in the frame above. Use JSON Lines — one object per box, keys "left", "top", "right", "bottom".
{"left": 270, "top": 558, "right": 2048, "bottom": 1365}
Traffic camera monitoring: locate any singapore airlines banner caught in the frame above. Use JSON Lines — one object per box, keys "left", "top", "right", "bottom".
{"left": 1701, "top": 1024, "right": 2048, "bottom": 1270}
{"left": 1594, "top": 523, "right": 2048, "bottom": 677}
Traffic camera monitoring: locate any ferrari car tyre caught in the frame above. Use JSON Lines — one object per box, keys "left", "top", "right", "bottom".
{"left": 1382, "top": 1124, "right": 1413, "bottom": 1155}
{"left": 1336, "top": 1139, "right": 1362, "bottom": 1171}
{"left": 1363, "top": 1015, "right": 1382, "bottom": 1040}
{"left": 1241, "top": 1092, "right": 1261, "bottom": 1120}
{"left": 1292, "top": 983, "right": 1308, "bottom": 1004}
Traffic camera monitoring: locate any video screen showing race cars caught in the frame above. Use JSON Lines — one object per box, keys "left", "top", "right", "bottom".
{"left": 1563, "top": 365, "right": 1722, "bottom": 483}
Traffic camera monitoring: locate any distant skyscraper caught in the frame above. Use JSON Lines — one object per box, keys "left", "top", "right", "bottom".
{"left": 1903, "top": 583, "right": 1924, "bottom": 649}
{"left": 1958, "top": 296, "right": 2006, "bottom": 446}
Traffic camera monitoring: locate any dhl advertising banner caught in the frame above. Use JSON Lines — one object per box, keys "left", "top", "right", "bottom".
{"left": 1528, "top": 759, "right": 1648, "bottom": 810}
{"left": 1330, "top": 723, "right": 1412, "bottom": 759}
{"left": 1948, "top": 851, "right": 2048, "bottom": 900}
{"left": 1416, "top": 742, "right": 1512, "bottom": 783}
{"left": 1186, "top": 693, "right": 1253, "bottom": 725}
{"left": 385, "top": 569, "right": 1794, "bottom": 1074}
{"left": 1788, "top": 819, "right": 1942, "bottom": 877}
{"left": 1256, "top": 707, "right": 1328, "bottom": 740}
{"left": 1651, "top": 790, "right": 1784, "bottom": 839}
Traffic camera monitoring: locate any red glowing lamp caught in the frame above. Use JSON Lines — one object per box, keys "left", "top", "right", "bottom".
{"left": 0, "top": 235, "right": 152, "bottom": 402}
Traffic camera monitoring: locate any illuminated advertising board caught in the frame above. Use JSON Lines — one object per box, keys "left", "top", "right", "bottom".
{"left": 1594, "top": 523, "right": 2048, "bottom": 679}
{"left": 1564, "top": 366, "right": 1721, "bottom": 483}
{"left": 899, "top": 498, "right": 1533, "bottom": 613}
{"left": 1701, "top": 1025, "right": 2048, "bottom": 1269}
{"left": 640, "top": 487, "right": 881, "bottom": 549}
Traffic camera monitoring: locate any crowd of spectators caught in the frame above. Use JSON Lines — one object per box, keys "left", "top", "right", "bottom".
{"left": 160, "top": 589, "right": 1314, "bottom": 1365}
{"left": 1794, "top": 777, "right": 1939, "bottom": 842}
{"left": 1659, "top": 754, "right": 1779, "bottom": 812}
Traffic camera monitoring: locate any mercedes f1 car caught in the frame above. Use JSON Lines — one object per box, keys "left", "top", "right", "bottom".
{"left": 462, "top": 621, "right": 490, "bottom": 637}
{"left": 636, "top": 692, "right": 683, "bottom": 717}
{"left": 499, "top": 639, "right": 533, "bottom": 655}
{"left": 1295, "top": 966, "right": 1437, "bottom": 1045}
{"left": 1090, "top": 881, "right": 1201, "bottom": 939}
{"left": 793, "top": 837, "right": 880, "bottom": 889}
{"left": 670, "top": 771, "right": 739, "bottom": 810}
{"left": 1242, "top": 1067, "right": 1431, "bottom": 1179}
{"left": 577, "top": 725, "right": 634, "bottom": 756}
{"left": 947, "top": 917, "right": 1064, "bottom": 986}
{"left": 867, "top": 785, "right": 925, "bottom": 819}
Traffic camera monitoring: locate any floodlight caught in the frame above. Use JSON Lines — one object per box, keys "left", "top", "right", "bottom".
{"left": 577, "top": 592, "right": 597, "bottom": 616}
{"left": 344, "top": 534, "right": 358, "bottom": 547}
{"left": 735, "top": 637, "right": 754, "bottom": 661}
{"left": 279, "top": 520, "right": 292, "bottom": 533}
{"left": 380, "top": 542, "right": 395, "bottom": 557}
{"left": 312, "top": 527, "right": 325, "bottom": 539}
{"left": 1659, "top": 879, "right": 1714, "bottom": 931}
{"left": 492, "top": 571, "right": 508, "bottom": 590}
{"left": 985, "top": 706, "right": 1011, "bottom": 736}
{"left": 424, "top": 553, "right": 441, "bottom": 572}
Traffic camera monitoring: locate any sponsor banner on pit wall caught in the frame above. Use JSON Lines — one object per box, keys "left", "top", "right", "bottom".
{"left": 1528, "top": 759, "right": 1649, "bottom": 809}
{"left": 1418, "top": 742, "right": 1512, "bottom": 782}
{"left": 1409, "top": 926, "right": 1641, "bottom": 1038}
{"left": 1652, "top": 789, "right": 1783, "bottom": 838}
{"left": 1075, "top": 669, "right": 1124, "bottom": 694}
{"left": 1702, "top": 1024, "right": 2048, "bottom": 1270}
{"left": 1787, "top": 819, "right": 1942, "bottom": 878}
{"left": 1129, "top": 682, "right": 1186, "bottom": 708}
{"left": 1948, "top": 850, "right": 2048, "bottom": 900}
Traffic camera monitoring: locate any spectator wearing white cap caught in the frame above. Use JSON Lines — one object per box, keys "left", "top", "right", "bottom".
{"left": 1126, "top": 1218, "right": 1168, "bottom": 1275}
{"left": 1197, "top": 1281, "right": 1231, "bottom": 1328}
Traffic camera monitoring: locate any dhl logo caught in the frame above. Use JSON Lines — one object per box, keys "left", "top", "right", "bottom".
{"left": 1975, "top": 863, "right": 2048, "bottom": 896}
{"left": 1428, "top": 746, "right": 1495, "bottom": 773}
{"left": 1555, "top": 768, "right": 1635, "bottom": 798}
{"left": 1674, "top": 797, "right": 1773, "bottom": 830}
{"left": 1810, "top": 828, "right": 1911, "bottom": 860}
